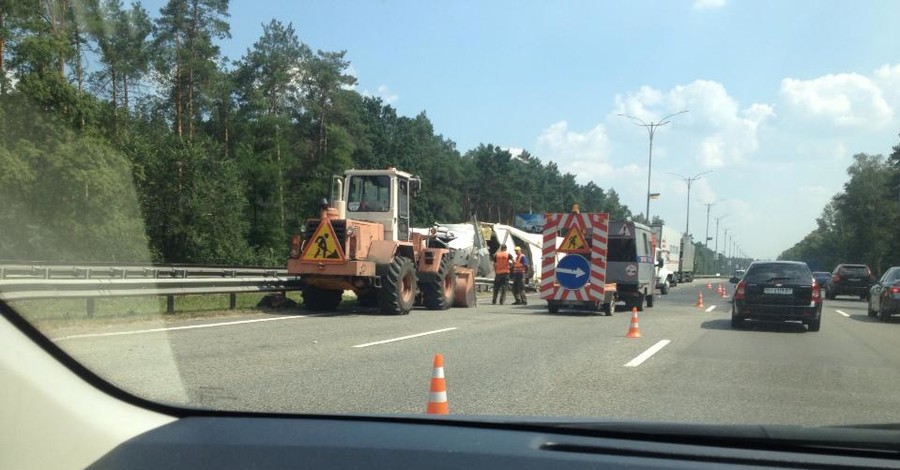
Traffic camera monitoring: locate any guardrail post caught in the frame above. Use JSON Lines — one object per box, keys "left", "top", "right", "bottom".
{"left": 229, "top": 293, "right": 237, "bottom": 309}
{"left": 86, "top": 298, "right": 95, "bottom": 317}
{"left": 166, "top": 295, "right": 175, "bottom": 314}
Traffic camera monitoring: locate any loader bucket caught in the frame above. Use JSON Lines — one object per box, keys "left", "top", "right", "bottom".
{"left": 452, "top": 267, "right": 477, "bottom": 308}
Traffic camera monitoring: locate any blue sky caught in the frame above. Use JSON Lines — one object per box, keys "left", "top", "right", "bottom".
{"left": 144, "top": 0, "right": 900, "bottom": 261}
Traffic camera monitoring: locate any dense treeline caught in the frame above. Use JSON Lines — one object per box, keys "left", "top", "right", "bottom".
{"left": 0, "top": 0, "right": 633, "bottom": 264}
{"left": 779, "top": 149, "right": 900, "bottom": 275}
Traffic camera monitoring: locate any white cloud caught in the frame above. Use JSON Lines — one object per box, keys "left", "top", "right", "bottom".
{"left": 535, "top": 121, "right": 612, "bottom": 182}
{"left": 376, "top": 85, "right": 398, "bottom": 104}
{"left": 780, "top": 73, "right": 893, "bottom": 128}
{"left": 503, "top": 147, "right": 525, "bottom": 158}
{"left": 693, "top": 0, "right": 726, "bottom": 10}
{"left": 343, "top": 65, "right": 359, "bottom": 91}
{"left": 361, "top": 84, "right": 399, "bottom": 104}
{"left": 613, "top": 80, "right": 774, "bottom": 168}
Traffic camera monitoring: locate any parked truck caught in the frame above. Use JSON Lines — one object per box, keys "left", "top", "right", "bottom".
{"left": 541, "top": 212, "right": 656, "bottom": 315}
{"left": 607, "top": 220, "right": 657, "bottom": 311}
{"left": 678, "top": 235, "right": 696, "bottom": 283}
{"left": 651, "top": 224, "right": 682, "bottom": 292}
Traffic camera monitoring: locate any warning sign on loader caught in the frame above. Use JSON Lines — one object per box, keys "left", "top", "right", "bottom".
{"left": 300, "top": 220, "right": 346, "bottom": 263}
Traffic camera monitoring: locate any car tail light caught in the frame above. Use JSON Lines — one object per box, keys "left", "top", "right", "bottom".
{"left": 734, "top": 280, "right": 746, "bottom": 301}
{"left": 891, "top": 286, "right": 900, "bottom": 295}
{"left": 832, "top": 274, "right": 840, "bottom": 283}
{"left": 811, "top": 280, "right": 821, "bottom": 302}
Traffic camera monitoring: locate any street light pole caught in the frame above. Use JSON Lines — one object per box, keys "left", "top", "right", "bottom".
{"left": 669, "top": 170, "right": 710, "bottom": 277}
{"left": 721, "top": 228, "right": 731, "bottom": 275}
{"left": 619, "top": 110, "right": 688, "bottom": 222}
{"left": 670, "top": 171, "right": 712, "bottom": 242}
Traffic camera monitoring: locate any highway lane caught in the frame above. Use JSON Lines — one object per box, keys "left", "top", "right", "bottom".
{"left": 50, "top": 281, "right": 900, "bottom": 427}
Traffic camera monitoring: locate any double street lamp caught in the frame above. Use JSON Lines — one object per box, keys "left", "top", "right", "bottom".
{"left": 618, "top": 110, "right": 689, "bottom": 222}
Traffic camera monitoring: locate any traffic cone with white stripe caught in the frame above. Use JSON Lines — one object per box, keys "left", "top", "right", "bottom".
{"left": 706, "top": 281, "right": 712, "bottom": 289}
{"left": 695, "top": 291, "right": 704, "bottom": 308}
{"left": 625, "top": 307, "right": 642, "bottom": 338}
{"left": 719, "top": 284, "right": 727, "bottom": 298}
{"left": 426, "top": 353, "right": 449, "bottom": 415}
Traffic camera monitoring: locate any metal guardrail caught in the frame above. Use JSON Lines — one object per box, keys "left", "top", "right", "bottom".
{"left": 0, "top": 263, "right": 286, "bottom": 280}
{"left": 0, "top": 266, "right": 302, "bottom": 316}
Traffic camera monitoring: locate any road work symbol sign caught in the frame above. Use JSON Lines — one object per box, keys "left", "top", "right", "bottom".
{"left": 556, "top": 254, "right": 590, "bottom": 290}
{"left": 300, "top": 220, "right": 346, "bottom": 263}
{"left": 559, "top": 226, "right": 589, "bottom": 254}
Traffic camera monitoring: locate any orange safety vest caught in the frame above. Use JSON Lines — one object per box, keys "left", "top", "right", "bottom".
{"left": 494, "top": 251, "right": 511, "bottom": 274}
{"left": 513, "top": 253, "right": 527, "bottom": 274}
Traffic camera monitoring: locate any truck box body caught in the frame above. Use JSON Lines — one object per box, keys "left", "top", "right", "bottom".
{"left": 678, "top": 236, "right": 696, "bottom": 282}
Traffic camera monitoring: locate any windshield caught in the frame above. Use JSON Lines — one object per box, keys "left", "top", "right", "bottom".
{"left": 839, "top": 266, "right": 871, "bottom": 277}
{"left": 744, "top": 263, "right": 812, "bottom": 284}
{"left": 5, "top": 0, "right": 900, "bottom": 440}
{"left": 347, "top": 175, "right": 392, "bottom": 212}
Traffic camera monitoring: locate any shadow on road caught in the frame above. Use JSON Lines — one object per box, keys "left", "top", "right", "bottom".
{"left": 701, "top": 318, "right": 809, "bottom": 333}
{"left": 847, "top": 313, "right": 896, "bottom": 324}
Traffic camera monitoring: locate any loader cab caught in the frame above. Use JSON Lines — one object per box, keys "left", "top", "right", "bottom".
{"left": 344, "top": 168, "right": 420, "bottom": 242}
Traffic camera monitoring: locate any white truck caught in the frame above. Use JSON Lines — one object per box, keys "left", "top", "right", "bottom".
{"left": 678, "top": 235, "right": 696, "bottom": 283}
{"left": 651, "top": 224, "right": 682, "bottom": 294}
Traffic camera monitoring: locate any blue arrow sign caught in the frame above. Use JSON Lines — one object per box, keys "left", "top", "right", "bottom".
{"left": 556, "top": 254, "right": 590, "bottom": 290}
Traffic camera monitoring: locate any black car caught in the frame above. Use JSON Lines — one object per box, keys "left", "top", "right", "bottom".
{"left": 730, "top": 261, "right": 823, "bottom": 331}
{"left": 826, "top": 263, "right": 875, "bottom": 300}
{"left": 868, "top": 266, "right": 900, "bottom": 322}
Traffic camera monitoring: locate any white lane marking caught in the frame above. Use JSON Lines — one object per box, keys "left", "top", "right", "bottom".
{"left": 836, "top": 310, "right": 850, "bottom": 317}
{"left": 353, "top": 327, "right": 458, "bottom": 348}
{"left": 53, "top": 315, "right": 311, "bottom": 342}
{"left": 705, "top": 305, "right": 717, "bottom": 312}
{"left": 624, "top": 339, "right": 671, "bottom": 367}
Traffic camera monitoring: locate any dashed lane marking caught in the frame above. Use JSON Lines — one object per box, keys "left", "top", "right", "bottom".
{"left": 624, "top": 339, "right": 671, "bottom": 367}
{"left": 353, "top": 327, "right": 459, "bottom": 348}
{"left": 835, "top": 310, "right": 850, "bottom": 317}
{"left": 705, "top": 305, "right": 717, "bottom": 312}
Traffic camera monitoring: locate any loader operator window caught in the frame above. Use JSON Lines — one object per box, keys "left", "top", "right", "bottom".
{"left": 347, "top": 175, "right": 391, "bottom": 212}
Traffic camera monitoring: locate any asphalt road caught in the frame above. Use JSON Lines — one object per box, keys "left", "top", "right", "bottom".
{"left": 53, "top": 281, "right": 900, "bottom": 427}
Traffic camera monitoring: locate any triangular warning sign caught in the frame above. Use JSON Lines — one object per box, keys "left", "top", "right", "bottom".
{"left": 618, "top": 224, "right": 632, "bottom": 237}
{"left": 300, "top": 220, "right": 346, "bottom": 263}
{"left": 559, "top": 226, "right": 589, "bottom": 254}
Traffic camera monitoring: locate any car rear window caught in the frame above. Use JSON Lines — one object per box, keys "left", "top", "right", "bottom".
{"left": 745, "top": 264, "right": 811, "bottom": 283}
{"left": 839, "top": 266, "right": 869, "bottom": 276}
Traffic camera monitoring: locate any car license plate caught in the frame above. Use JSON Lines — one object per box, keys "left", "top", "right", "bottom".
{"left": 848, "top": 278, "right": 861, "bottom": 282}
{"left": 764, "top": 287, "right": 793, "bottom": 295}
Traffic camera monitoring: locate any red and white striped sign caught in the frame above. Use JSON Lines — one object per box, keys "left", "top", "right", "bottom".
{"left": 539, "top": 212, "right": 609, "bottom": 302}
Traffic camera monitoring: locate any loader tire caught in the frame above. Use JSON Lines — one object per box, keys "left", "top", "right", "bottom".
{"left": 423, "top": 255, "right": 454, "bottom": 310}
{"left": 378, "top": 257, "right": 417, "bottom": 315}
{"left": 302, "top": 285, "right": 343, "bottom": 311}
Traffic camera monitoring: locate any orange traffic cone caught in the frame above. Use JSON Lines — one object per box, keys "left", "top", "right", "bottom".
{"left": 706, "top": 281, "right": 712, "bottom": 289}
{"left": 719, "top": 284, "right": 727, "bottom": 298}
{"left": 695, "top": 292, "right": 704, "bottom": 308}
{"left": 625, "top": 307, "right": 642, "bottom": 338}
{"left": 426, "top": 354, "right": 449, "bottom": 415}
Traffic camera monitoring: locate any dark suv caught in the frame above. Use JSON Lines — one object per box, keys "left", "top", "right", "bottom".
{"left": 730, "top": 261, "right": 822, "bottom": 331}
{"left": 826, "top": 264, "right": 875, "bottom": 300}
